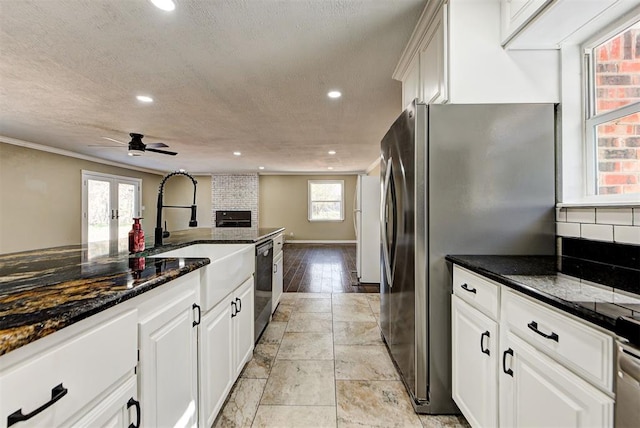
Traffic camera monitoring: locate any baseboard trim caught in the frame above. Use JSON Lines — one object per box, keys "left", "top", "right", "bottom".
{"left": 285, "top": 240, "right": 357, "bottom": 244}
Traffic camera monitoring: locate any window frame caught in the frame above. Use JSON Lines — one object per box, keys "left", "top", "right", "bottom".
{"left": 307, "top": 179, "right": 345, "bottom": 222}
{"left": 582, "top": 15, "right": 640, "bottom": 200}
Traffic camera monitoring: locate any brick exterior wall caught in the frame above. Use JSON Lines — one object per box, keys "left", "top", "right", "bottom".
{"left": 211, "top": 174, "right": 259, "bottom": 229}
{"left": 595, "top": 24, "right": 640, "bottom": 195}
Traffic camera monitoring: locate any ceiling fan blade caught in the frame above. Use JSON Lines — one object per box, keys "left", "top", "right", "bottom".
{"left": 101, "top": 137, "right": 127, "bottom": 145}
{"left": 146, "top": 142, "right": 169, "bottom": 148}
{"left": 146, "top": 148, "right": 178, "bottom": 156}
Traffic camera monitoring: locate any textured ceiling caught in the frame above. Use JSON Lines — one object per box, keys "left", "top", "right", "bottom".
{"left": 0, "top": 0, "right": 425, "bottom": 174}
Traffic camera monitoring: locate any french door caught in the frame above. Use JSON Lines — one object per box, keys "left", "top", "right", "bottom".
{"left": 82, "top": 171, "right": 141, "bottom": 253}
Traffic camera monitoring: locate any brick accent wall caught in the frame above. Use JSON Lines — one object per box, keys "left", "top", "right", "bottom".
{"left": 594, "top": 24, "right": 640, "bottom": 195}
{"left": 211, "top": 174, "right": 259, "bottom": 229}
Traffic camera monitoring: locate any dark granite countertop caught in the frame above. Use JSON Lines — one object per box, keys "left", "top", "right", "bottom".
{"left": 141, "top": 227, "right": 285, "bottom": 255}
{"left": 446, "top": 255, "right": 640, "bottom": 345}
{"left": 0, "top": 243, "right": 210, "bottom": 356}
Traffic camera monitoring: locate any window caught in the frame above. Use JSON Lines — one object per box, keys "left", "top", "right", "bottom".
{"left": 82, "top": 171, "right": 141, "bottom": 254}
{"left": 585, "top": 20, "right": 640, "bottom": 196}
{"left": 308, "top": 180, "right": 344, "bottom": 221}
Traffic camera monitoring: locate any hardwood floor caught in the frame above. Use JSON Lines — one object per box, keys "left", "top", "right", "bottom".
{"left": 282, "top": 243, "right": 379, "bottom": 293}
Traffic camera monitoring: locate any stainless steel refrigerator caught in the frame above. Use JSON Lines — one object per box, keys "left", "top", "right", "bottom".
{"left": 380, "top": 101, "right": 556, "bottom": 414}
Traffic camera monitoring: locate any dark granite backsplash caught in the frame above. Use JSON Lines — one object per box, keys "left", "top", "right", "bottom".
{"left": 559, "top": 237, "right": 640, "bottom": 295}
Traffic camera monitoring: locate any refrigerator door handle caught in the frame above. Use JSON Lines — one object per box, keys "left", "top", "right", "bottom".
{"left": 381, "top": 160, "right": 393, "bottom": 287}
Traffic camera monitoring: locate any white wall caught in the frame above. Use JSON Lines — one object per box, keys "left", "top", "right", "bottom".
{"left": 447, "top": 0, "right": 560, "bottom": 104}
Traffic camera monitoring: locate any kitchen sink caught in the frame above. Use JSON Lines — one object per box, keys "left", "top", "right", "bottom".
{"left": 153, "top": 244, "right": 254, "bottom": 311}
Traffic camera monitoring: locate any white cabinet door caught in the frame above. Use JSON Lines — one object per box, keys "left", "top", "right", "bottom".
{"left": 138, "top": 287, "right": 199, "bottom": 428}
{"left": 272, "top": 253, "right": 283, "bottom": 314}
{"left": 451, "top": 296, "right": 498, "bottom": 428}
{"left": 500, "top": 332, "right": 614, "bottom": 428}
{"left": 233, "top": 277, "right": 255, "bottom": 378}
{"left": 402, "top": 56, "right": 421, "bottom": 108}
{"left": 198, "top": 299, "right": 233, "bottom": 428}
{"left": 69, "top": 376, "right": 138, "bottom": 428}
{"left": 419, "top": 3, "right": 448, "bottom": 104}
{"left": 500, "top": 0, "right": 552, "bottom": 44}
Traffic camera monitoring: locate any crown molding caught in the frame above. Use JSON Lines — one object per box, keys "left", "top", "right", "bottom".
{"left": 0, "top": 135, "right": 165, "bottom": 175}
{"left": 392, "top": 0, "right": 447, "bottom": 81}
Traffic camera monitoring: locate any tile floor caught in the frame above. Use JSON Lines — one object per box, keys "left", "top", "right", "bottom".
{"left": 213, "top": 292, "right": 470, "bottom": 428}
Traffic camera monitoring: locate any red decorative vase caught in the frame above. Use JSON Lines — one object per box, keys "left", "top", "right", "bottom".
{"left": 129, "top": 218, "right": 145, "bottom": 253}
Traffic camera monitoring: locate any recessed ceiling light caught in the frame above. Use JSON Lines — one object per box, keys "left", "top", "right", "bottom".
{"left": 150, "top": 0, "right": 175, "bottom": 11}
{"left": 328, "top": 150, "right": 336, "bottom": 155}
{"left": 327, "top": 166, "right": 334, "bottom": 170}
{"left": 136, "top": 95, "right": 153, "bottom": 103}
{"left": 233, "top": 151, "right": 241, "bottom": 156}
{"left": 327, "top": 91, "right": 341, "bottom": 99}
{"left": 258, "top": 166, "right": 265, "bottom": 170}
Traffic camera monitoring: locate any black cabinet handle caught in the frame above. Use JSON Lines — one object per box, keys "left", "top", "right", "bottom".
{"left": 127, "top": 398, "right": 141, "bottom": 428}
{"left": 527, "top": 321, "right": 559, "bottom": 342}
{"left": 502, "top": 348, "right": 514, "bottom": 377}
{"left": 460, "top": 283, "right": 477, "bottom": 294}
{"left": 192, "top": 303, "right": 201, "bottom": 327}
{"left": 274, "top": 263, "right": 278, "bottom": 273}
{"left": 7, "top": 383, "right": 68, "bottom": 427}
{"left": 480, "top": 331, "right": 490, "bottom": 356}
{"left": 236, "top": 297, "right": 242, "bottom": 313}
{"left": 231, "top": 301, "right": 237, "bottom": 318}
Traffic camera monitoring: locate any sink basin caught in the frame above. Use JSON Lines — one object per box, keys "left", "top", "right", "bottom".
{"left": 153, "top": 244, "right": 254, "bottom": 311}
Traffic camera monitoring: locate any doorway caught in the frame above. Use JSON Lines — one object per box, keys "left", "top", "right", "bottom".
{"left": 82, "top": 171, "right": 141, "bottom": 253}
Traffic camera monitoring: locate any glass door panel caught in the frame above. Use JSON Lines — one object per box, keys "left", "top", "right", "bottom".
{"left": 87, "top": 179, "right": 111, "bottom": 244}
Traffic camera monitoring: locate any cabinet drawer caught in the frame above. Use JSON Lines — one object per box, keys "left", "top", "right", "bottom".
{"left": 273, "top": 233, "right": 284, "bottom": 257}
{"left": 502, "top": 290, "right": 613, "bottom": 391}
{"left": 453, "top": 266, "right": 499, "bottom": 319}
{"left": 0, "top": 310, "right": 137, "bottom": 428}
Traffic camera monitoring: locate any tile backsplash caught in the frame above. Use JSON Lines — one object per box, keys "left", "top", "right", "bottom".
{"left": 211, "top": 174, "right": 259, "bottom": 229}
{"left": 556, "top": 206, "right": 640, "bottom": 245}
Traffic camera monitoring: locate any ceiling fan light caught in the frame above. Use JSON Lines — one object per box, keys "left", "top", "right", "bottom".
{"left": 128, "top": 149, "right": 144, "bottom": 157}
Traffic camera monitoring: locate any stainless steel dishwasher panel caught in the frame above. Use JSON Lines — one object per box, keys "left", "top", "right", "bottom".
{"left": 254, "top": 240, "right": 273, "bottom": 343}
{"left": 615, "top": 341, "right": 640, "bottom": 428}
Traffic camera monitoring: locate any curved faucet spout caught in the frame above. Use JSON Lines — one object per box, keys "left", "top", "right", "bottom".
{"left": 155, "top": 171, "right": 199, "bottom": 246}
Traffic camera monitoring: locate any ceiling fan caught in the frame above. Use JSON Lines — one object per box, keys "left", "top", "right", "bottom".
{"left": 89, "top": 133, "right": 177, "bottom": 156}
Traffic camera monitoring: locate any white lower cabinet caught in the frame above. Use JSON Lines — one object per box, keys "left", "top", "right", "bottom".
{"left": 500, "top": 332, "right": 614, "bottom": 428}
{"left": 451, "top": 296, "right": 498, "bottom": 428}
{"left": 69, "top": 375, "right": 138, "bottom": 428}
{"left": 137, "top": 277, "right": 199, "bottom": 428}
{"left": 272, "top": 252, "right": 283, "bottom": 314}
{"left": 199, "top": 276, "right": 255, "bottom": 427}
{"left": 451, "top": 265, "right": 615, "bottom": 428}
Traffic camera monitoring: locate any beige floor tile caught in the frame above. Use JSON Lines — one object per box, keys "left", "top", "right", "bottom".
{"left": 335, "top": 345, "right": 399, "bottom": 381}
{"left": 333, "top": 321, "right": 382, "bottom": 346}
{"left": 297, "top": 292, "right": 332, "bottom": 299}
{"left": 261, "top": 360, "right": 336, "bottom": 406}
{"left": 241, "top": 343, "right": 279, "bottom": 379}
{"left": 332, "top": 302, "right": 376, "bottom": 322}
{"left": 279, "top": 293, "right": 298, "bottom": 303}
{"left": 332, "top": 294, "right": 370, "bottom": 304}
{"left": 277, "top": 332, "right": 334, "bottom": 360}
{"left": 258, "top": 321, "right": 287, "bottom": 345}
{"left": 213, "top": 378, "right": 267, "bottom": 428}
{"left": 295, "top": 298, "right": 332, "bottom": 313}
{"left": 367, "top": 295, "right": 381, "bottom": 315}
{"left": 252, "top": 405, "right": 337, "bottom": 428}
{"left": 271, "top": 303, "right": 294, "bottom": 322}
{"left": 336, "top": 380, "right": 422, "bottom": 428}
{"left": 286, "top": 312, "right": 333, "bottom": 333}
{"left": 419, "top": 415, "right": 471, "bottom": 428}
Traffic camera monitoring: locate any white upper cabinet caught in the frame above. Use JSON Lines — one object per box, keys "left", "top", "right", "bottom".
{"left": 394, "top": 0, "right": 559, "bottom": 106}
{"left": 502, "top": 0, "right": 640, "bottom": 49}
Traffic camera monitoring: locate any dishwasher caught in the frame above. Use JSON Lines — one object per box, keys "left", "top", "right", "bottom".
{"left": 615, "top": 316, "right": 640, "bottom": 427}
{"left": 254, "top": 239, "right": 273, "bottom": 343}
